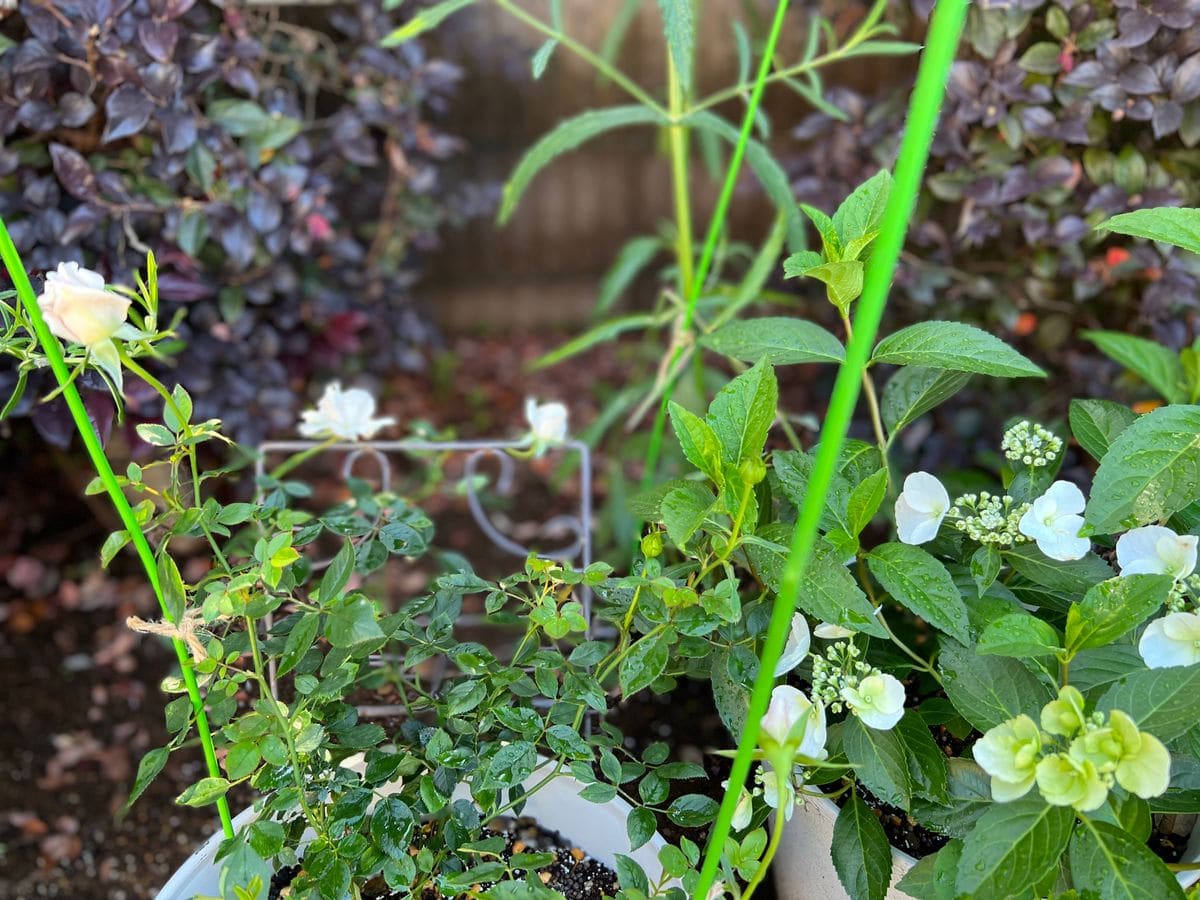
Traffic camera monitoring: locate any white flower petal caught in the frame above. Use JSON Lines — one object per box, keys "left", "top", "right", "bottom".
{"left": 814, "top": 622, "right": 855, "bottom": 640}
{"left": 901, "top": 472, "right": 949, "bottom": 514}
{"left": 1117, "top": 526, "right": 1196, "bottom": 579}
{"left": 1043, "top": 480, "right": 1086, "bottom": 516}
{"left": 1139, "top": 614, "right": 1200, "bottom": 669}
{"left": 896, "top": 494, "right": 945, "bottom": 545}
{"left": 774, "top": 614, "right": 811, "bottom": 676}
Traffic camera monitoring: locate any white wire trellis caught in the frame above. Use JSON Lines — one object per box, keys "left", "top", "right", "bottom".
{"left": 254, "top": 438, "right": 594, "bottom": 718}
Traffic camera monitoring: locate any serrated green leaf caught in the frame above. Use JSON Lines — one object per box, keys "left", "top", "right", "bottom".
{"left": 669, "top": 402, "right": 723, "bottom": 484}
{"left": 881, "top": 366, "right": 973, "bottom": 435}
{"left": 799, "top": 260, "right": 864, "bottom": 315}
{"left": 705, "top": 359, "right": 777, "bottom": 465}
{"left": 701, "top": 317, "right": 845, "bottom": 366}
{"left": 1066, "top": 574, "right": 1172, "bottom": 655}
{"left": 844, "top": 715, "right": 912, "bottom": 808}
{"left": 177, "top": 776, "right": 232, "bottom": 807}
{"left": 371, "top": 796, "right": 415, "bottom": 859}
{"left": 1084, "top": 331, "right": 1188, "bottom": 403}
{"left": 955, "top": 796, "right": 1074, "bottom": 900}
{"left": 619, "top": 633, "right": 670, "bottom": 697}
{"left": 1098, "top": 664, "right": 1200, "bottom": 741}
{"left": 977, "top": 612, "right": 1061, "bottom": 658}
{"left": 1097, "top": 207, "right": 1200, "bottom": 255}
{"left": 1070, "top": 817, "right": 1186, "bottom": 899}
{"left": 1070, "top": 398, "right": 1138, "bottom": 462}
{"left": 833, "top": 789, "right": 892, "bottom": 900}
{"left": 326, "top": 596, "right": 385, "bottom": 650}
{"left": 124, "top": 747, "right": 168, "bottom": 812}
{"left": 939, "top": 640, "right": 1054, "bottom": 732}
{"left": 832, "top": 169, "right": 892, "bottom": 246}
{"left": 868, "top": 543, "right": 971, "bottom": 643}
{"left": 319, "top": 539, "right": 356, "bottom": 601}
{"left": 1086, "top": 404, "right": 1200, "bottom": 531}
{"left": 872, "top": 321, "right": 1045, "bottom": 378}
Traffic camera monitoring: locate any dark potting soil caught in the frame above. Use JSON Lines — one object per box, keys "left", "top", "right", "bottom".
{"left": 268, "top": 817, "right": 619, "bottom": 900}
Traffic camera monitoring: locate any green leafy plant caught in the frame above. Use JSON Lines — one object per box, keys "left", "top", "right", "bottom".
{"left": 603, "top": 205, "right": 1200, "bottom": 898}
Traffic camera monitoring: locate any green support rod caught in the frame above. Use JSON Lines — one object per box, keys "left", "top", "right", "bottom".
{"left": 692, "top": 0, "right": 968, "bottom": 896}
{"left": 640, "top": 0, "right": 792, "bottom": 495}
{"left": 0, "top": 220, "right": 235, "bottom": 839}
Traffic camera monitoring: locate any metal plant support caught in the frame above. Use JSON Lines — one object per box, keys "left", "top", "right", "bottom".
{"left": 255, "top": 438, "right": 593, "bottom": 717}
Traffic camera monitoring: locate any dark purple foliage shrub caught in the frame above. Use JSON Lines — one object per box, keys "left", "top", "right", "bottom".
{"left": 790, "top": 0, "right": 1200, "bottom": 362}
{"left": 0, "top": 0, "right": 477, "bottom": 444}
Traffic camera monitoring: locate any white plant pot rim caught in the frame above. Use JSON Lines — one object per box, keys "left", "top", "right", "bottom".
{"left": 159, "top": 757, "right": 672, "bottom": 899}
{"left": 776, "top": 795, "right": 1200, "bottom": 899}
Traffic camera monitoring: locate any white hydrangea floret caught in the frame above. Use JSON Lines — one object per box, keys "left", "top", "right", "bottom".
{"left": 895, "top": 472, "right": 950, "bottom": 545}
{"left": 773, "top": 613, "right": 811, "bottom": 677}
{"left": 840, "top": 672, "right": 905, "bottom": 730}
{"left": 1017, "top": 481, "right": 1090, "bottom": 561}
{"left": 298, "top": 382, "right": 396, "bottom": 441}
{"left": 1116, "top": 525, "right": 1198, "bottom": 581}
{"left": 1139, "top": 611, "right": 1200, "bottom": 669}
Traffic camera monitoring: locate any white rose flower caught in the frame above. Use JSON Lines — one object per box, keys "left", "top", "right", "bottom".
{"left": 1017, "top": 481, "right": 1090, "bottom": 561}
{"left": 773, "top": 613, "right": 811, "bottom": 676}
{"left": 1116, "top": 525, "right": 1198, "bottom": 580}
{"left": 895, "top": 472, "right": 949, "bottom": 545}
{"left": 814, "top": 622, "right": 855, "bottom": 640}
{"left": 840, "top": 673, "right": 906, "bottom": 730}
{"left": 525, "top": 398, "right": 568, "bottom": 452}
{"left": 37, "top": 261, "right": 130, "bottom": 347}
{"left": 759, "top": 684, "right": 827, "bottom": 759}
{"left": 1139, "top": 612, "right": 1200, "bottom": 669}
{"left": 298, "top": 382, "right": 396, "bottom": 441}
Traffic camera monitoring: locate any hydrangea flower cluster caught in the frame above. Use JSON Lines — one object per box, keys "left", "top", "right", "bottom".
{"left": 949, "top": 491, "right": 1031, "bottom": 546}
{"left": 809, "top": 642, "right": 905, "bottom": 730}
{"left": 975, "top": 687, "right": 1170, "bottom": 812}
{"left": 1001, "top": 420, "right": 1063, "bottom": 467}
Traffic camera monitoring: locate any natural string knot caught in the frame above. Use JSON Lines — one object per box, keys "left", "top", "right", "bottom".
{"left": 126, "top": 608, "right": 212, "bottom": 664}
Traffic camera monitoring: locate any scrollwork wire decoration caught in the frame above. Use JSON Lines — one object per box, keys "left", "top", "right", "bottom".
{"left": 254, "top": 438, "right": 593, "bottom": 718}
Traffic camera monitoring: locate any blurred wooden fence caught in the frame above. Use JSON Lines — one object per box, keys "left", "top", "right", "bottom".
{"left": 423, "top": 0, "right": 908, "bottom": 330}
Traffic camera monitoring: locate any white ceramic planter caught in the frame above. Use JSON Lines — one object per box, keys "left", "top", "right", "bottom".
{"left": 159, "top": 759, "right": 671, "bottom": 899}
{"left": 774, "top": 797, "right": 1200, "bottom": 899}
{"left": 774, "top": 797, "right": 915, "bottom": 900}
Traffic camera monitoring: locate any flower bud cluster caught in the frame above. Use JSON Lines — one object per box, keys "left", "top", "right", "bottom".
{"left": 810, "top": 642, "right": 905, "bottom": 730}
{"left": 975, "top": 686, "right": 1170, "bottom": 812}
{"left": 949, "top": 492, "right": 1032, "bottom": 546}
{"left": 1001, "top": 420, "right": 1062, "bottom": 468}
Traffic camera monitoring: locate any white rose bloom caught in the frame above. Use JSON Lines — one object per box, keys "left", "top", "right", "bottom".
{"left": 773, "top": 613, "right": 811, "bottom": 676}
{"left": 1117, "top": 525, "right": 1198, "bottom": 580}
{"left": 841, "top": 673, "right": 906, "bottom": 731}
{"left": 1017, "top": 481, "right": 1090, "bottom": 561}
{"left": 37, "top": 261, "right": 130, "bottom": 347}
{"left": 814, "top": 622, "right": 855, "bottom": 640}
{"left": 895, "top": 472, "right": 949, "bottom": 545}
{"left": 759, "top": 684, "right": 827, "bottom": 759}
{"left": 298, "top": 382, "right": 396, "bottom": 441}
{"left": 1139, "top": 612, "right": 1200, "bottom": 669}
{"left": 525, "top": 398, "right": 568, "bottom": 451}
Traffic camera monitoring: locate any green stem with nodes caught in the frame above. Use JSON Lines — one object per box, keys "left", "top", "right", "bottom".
{"left": 694, "top": 3, "right": 968, "bottom": 895}
{"left": 640, "top": 0, "right": 793, "bottom": 500}
{"left": 491, "top": 0, "right": 668, "bottom": 117}
{"left": 244, "top": 616, "right": 326, "bottom": 838}
{"left": 668, "top": 56, "right": 695, "bottom": 303}
{"left": 0, "top": 221, "right": 234, "bottom": 838}
{"left": 840, "top": 314, "right": 888, "bottom": 462}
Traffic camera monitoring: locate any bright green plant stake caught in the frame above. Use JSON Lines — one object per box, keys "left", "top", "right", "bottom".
{"left": 0, "top": 220, "right": 235, "bottom": 839}
{"left": 640, "top": 0, "right": 792, "bottom": 496}
{"left": 693, "top": 1, "right": 969, "bottom": 896}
